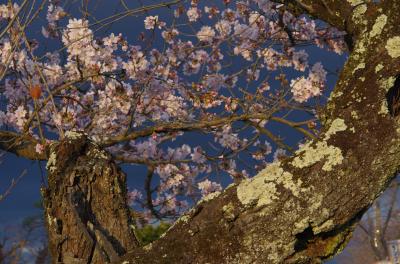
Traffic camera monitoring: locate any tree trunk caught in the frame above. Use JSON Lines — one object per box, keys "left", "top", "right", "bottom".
{"left": 32, "top": 0, "right": 400, "bottom": 263}
{"left": 42, "top": 132, "right": 139, "bottom": 263}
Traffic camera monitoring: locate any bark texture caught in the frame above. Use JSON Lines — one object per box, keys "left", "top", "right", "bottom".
{"left": 1, "top": 0, "right": 400, "bottom": 263}
{"left": 42, "top": 132, "right": 139, "bottom": 263}
{"left": 118, "top": 1, "right": 400, "bottom": 263}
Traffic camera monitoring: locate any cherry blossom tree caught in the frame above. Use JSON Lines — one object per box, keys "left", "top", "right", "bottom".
{"left": 0, "top": 0, "right": 399, "bottom": 263}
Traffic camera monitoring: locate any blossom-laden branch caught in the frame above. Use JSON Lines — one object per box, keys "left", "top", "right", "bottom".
{"left": 0, "top": 0, "right": 343, "bottom": 220}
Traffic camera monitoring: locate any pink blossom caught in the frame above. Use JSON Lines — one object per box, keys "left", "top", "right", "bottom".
{"left": 127, "top": 189, "right": 142, "bottom": 205}
{"left": 290, "top": 77, "right": 320, "bottom": 103}
{"left": 35, "top": 144, "right": 45, "bottom": 154}
{"left": 215, "top": 20, "right": 231, "bottom": 37}
{"left": 191, "top": 147, "right": 206, "bottom": 163}
{"left": 196, "top": 26, "right": 215, "bottom": 43}
{"left": 144, "top": 16, "right": 159, "bottom": 30}
{"left": 0, "top": 3, "right": 19, "bottom": 20}
{"left": 197, "top": 179, "right": 222, "bottom": 196}
{"left": 187, "top": 7, "right": 200, "bottom": 22}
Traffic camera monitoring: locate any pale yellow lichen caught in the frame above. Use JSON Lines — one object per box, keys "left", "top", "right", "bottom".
{"left": 237, "top": 177, "right": 277, "bottom": 207}
{"left": 308, "top": 194, "right": 325, "bottom": 213}
{"left": 352, "top": 37, "right": 367, "bottom": 62}
{"left": 332, "top": 91, "right": 343, "bottom": 98}
{"left": 236, "top": 162, "right": 303, "bottom": 206}
{"left": 379, "top": 100, "right": 389, "bottom": 115}
{"left": 177, "top": 214, "right": 190, "bottom": 224}
{"left": 65, "top": 130, "right": 83, "bottom": 140}
{"left": 143, "top": 243, "right": 152, "bottom": 251}
{"left": 375, "top": 64, "right": 384, "bottom": 73}
{"left": 313, "top": 219, "right": 334, "bottom": 234}
{"left": 225, "top": 183, "right": 236, "bottom": 190}
{"left": 291, "top": 119, "right": 346, "bottom": 171}
{"left": 200, "top": 191, "right": 221, "bottom": 203}
{"left": 352, "top": 4, "right": 367, "bottom": 26}
{"left": 222, "top": 203, "right": 236, "bottom": 220}
{"left": 46, "top": 151, "right": 57, "bottom": 173}
{"left": 241, "top": 235, "right": 296, "bottom": 263}
{"left": 379, "top": 76, "right": 396, "bottom": 91}
{"left": 324, "top": 118, "right": 348, "bottom": 140}
{"left": 351, "top": 111, "right": 359, "bottom": 119}
{"left": 348, "top": 0, "right": 364, "bottom": 6}
{"left": 291, "top": 141, "right": 344, "bottom": 171}
{"left": 370, "top": 14, "right": 387, "bottom": 38}
{"left": 294, "top": 217, "right": 310, "bottom": 234}
{"left": 87, "top": 147, "right": 108, "bottom": 160}
{"left": 352, "top": 63, "right": 365, "bottom": 74}
{"left": 47, "top": 213, "right": 53, "bottom": 226}
{"left": 386, "top": 37, "right": 400, "bottom": 58}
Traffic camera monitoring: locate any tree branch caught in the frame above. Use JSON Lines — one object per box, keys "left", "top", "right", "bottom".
{"left": 120, "top": 2, "right": 400, "bottom": 263}
{"left": 0, "top": 130, "right": 47, "bottom": 160}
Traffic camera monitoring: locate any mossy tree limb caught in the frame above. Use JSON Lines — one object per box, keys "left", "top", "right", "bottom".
{"left": 119, "top": 1, "right": 400, "bottom": 263}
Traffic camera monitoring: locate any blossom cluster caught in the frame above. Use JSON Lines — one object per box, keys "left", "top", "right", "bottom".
{"left": 0, "top": 0, "right": 346, "bottom": 221}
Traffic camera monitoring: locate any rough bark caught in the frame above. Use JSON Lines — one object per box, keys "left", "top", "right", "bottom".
{"left": 1, "top": 0, "right": 399, "bottom": 263}
{"left": 117, "top": 1, "right": 400, "bottom": 263}
{"left": 41, "top": 132, "right": 139, "bottom": 263}
{"left": 0, "top": 131, "right": 46, "bottom": 160}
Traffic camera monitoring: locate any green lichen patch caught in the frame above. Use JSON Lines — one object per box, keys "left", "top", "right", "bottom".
{"left": 386, "top": 36, "right": 400, "bottom": 58}
{"left": 236, "top": 162, "right": 304, "bottom": 207}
